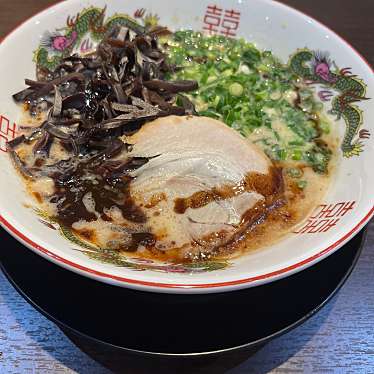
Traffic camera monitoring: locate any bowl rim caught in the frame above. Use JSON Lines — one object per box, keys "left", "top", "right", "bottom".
{"left": 0, "top": 0, "right": 373, "bottom": 293}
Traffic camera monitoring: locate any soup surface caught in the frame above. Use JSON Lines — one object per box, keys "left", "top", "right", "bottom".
{"left": 9, "top": 24, "right": 337, "bottom": 263}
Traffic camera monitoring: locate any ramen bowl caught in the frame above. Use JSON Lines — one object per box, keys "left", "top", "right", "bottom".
{"left": 0, "top": 0, "right": 373, "bottom": 293}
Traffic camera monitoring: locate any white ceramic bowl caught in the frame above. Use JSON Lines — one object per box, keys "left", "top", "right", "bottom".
{"left": 0, "top": 0, "right": 373, "bottom": 293}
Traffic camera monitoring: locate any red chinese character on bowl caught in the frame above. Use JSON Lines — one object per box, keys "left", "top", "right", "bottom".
{"left": 203, "top": 5, "right": 223, "bottom": 35}
{"left": 0, "top": 115, "right": 17, "bottom": 152}
{"left": 220, "top": 9, "right": 241, "bottom": 37}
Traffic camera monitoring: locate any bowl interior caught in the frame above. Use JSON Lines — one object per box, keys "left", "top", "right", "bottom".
{"left": 0, "top": 0, "right": 373, "bottom": 293}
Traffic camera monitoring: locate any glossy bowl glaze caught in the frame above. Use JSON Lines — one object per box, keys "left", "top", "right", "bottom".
{"left": 0, "top": 0, "right": 373, "bottom": 293}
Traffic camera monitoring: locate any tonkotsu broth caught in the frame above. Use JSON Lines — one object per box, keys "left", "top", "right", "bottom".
{"left": 16, "top": 115, "right": 337, "bottom": 263}
{"left": 9, "top": 22, "right": 337, "bottom": 263}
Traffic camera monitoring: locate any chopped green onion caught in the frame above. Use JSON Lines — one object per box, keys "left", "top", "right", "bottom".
{"left": 206, "top": 75, "right": 217, "bottom": 84}
{"left": 319, "top": 119, "right": 331, "bottom": 134}
{"left": 229, "top": 83, "right": 244, "bottom": 97}
{"left": 297, "top": 180, "right": 307, "bottom": 189}
{"left": 288, "top": 139, "right": 305, "bottom": 146}
{"left": 270, "top": 91, "right": 282, "bottom": 100}
{"left": 238, "top": 64, "right": 251, "bottom": 74}
{"left": 286, "top": 168, "right": 303, "bottom": 178}
{"left": 291, "top": 149, "right": 303, "bottom": 160}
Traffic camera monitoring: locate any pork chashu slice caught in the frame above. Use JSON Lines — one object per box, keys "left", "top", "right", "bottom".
{"left": 125, "top": 115, "right": 283, "bottom": 259}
